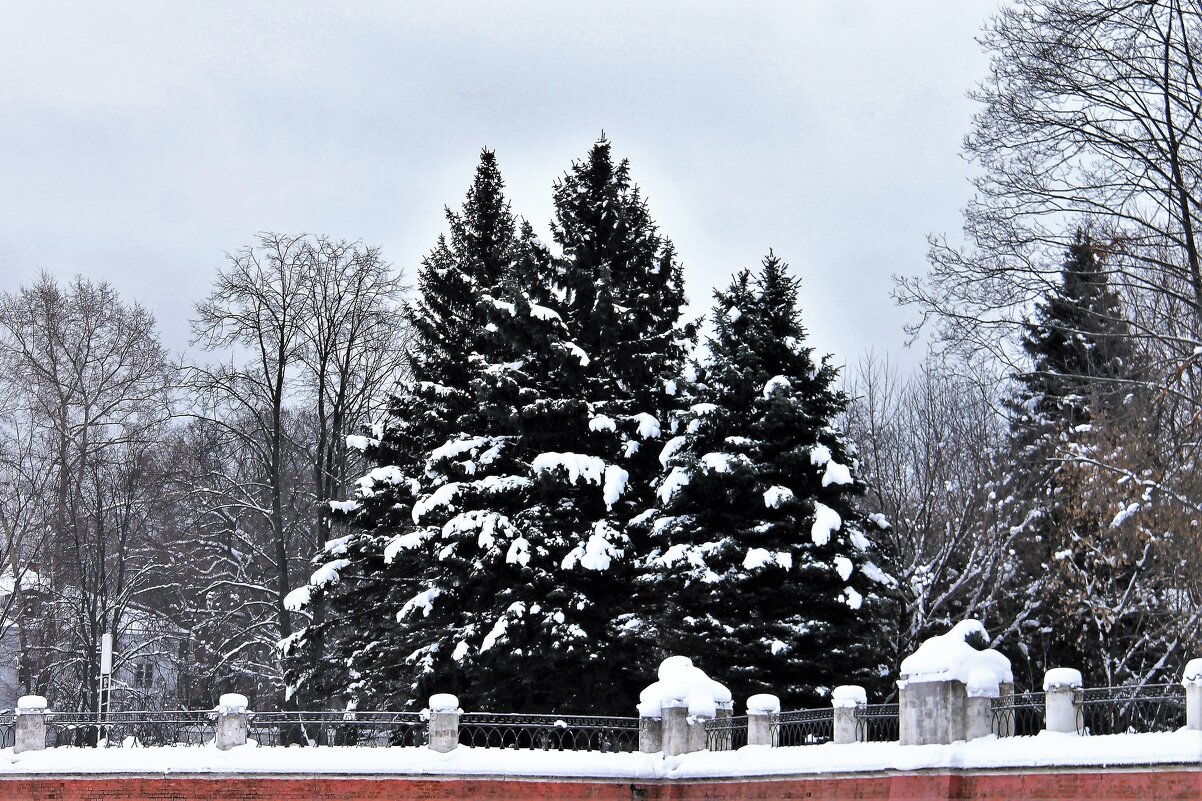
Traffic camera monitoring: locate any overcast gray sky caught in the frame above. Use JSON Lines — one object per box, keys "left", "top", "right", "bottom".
{"left": 0, "top": 1, "right": 1000, "bottom": 368}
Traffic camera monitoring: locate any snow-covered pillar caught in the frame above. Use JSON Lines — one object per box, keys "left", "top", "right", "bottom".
{"left": 1182, "top": 659, "right": 1202, "bottom": 731}
{"left": 746, "top": 694, "right": 779, "bottom": 747}
{"left": 14, "top": 695, "right": 47, "bottom": 754}
{"left": 661, "top": 700, "right": 689, "bottom": 756}
{"left": 637, "top": 695, "right": 662, "bottom": 753}
{"left": 427, "top": 694, "right": 460, "bottom": 753}
{"left": 685, "top": 710, "right": 710, "bottom": 753}
{"left": 1043, "top": 668, "right": 1082, "bottom": 734}
{"left": 831, "top": 685, "right": 865, "bottom": 744}
{"left": 214, "top": 693, "right": 249, "bottom": 751}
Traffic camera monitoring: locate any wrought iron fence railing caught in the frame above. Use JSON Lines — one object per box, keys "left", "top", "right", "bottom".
{"left": 704, "top": 715, "right": 747, "bottom": 751}
{"left": 248, "top": 711, "right": 426, "bottom": 747}
{"left": 854, "top": 702, "right": 898, "bottom": 742}
{"left": 44, "top": 711, "right": 217, "bottom": 748}
{"left": 774, "top": 708, "right": 833, "bottom": 746}
{"left": 991, "top": 691, "right": 1045, "bottom": 737}
{"left": 456, "top": 713, "right": 639, "bottom": 752}
{"left": 1074, "top": 683, "right": 1186, "bottom": 736}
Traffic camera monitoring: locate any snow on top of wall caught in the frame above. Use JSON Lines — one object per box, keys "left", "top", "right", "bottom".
{"left": 638, "top": 656, "right": 732, "bottom": 718}
{"left": 1043, "top": 668, "right": 1083, "bottom": 691}
{"left": 831, "top": 685, "right": 866, "bottom": 708}
{"left": 899, "top": 620, "right": 1012, "bottom": 697}
{"left": 746, "top": 693, "right": 780, "bottom": 714}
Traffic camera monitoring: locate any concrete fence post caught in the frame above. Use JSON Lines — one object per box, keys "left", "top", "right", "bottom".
{"left": 214, "top": 693, "right": 248, "bottom": 751}
{"left": 1043, "top": 668, "right": 1082, "bottom": 734}
{"left": 746, "top": 694, "right": 779, "bottom": 747}
{"left": 831, "top": 685, "right": 866, "bottom": 745}
{"left": 14, "top": 695, "right": 47, "bottom": 754}
{"left": 661, "top": 700, "right": 689, "bottom": 756}
{"left": 1183, "top": 659, "right": 1202, "bottom": 731}
{"left": 634, "top": 702, "right": 663, "bottom": 750}
{"left": 427, "top": 694, "right": 460, "bottom": 753}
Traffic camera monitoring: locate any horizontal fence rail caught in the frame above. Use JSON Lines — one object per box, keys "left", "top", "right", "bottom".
{"left": 1074, "top": 683, "right": 1186, "bottom": 736}
{"left": 991, "top": 691, "right": 1045, "bottom": 737}
{"left": 248, "top": 711, "right": 426, "bottom": 748}
{"left": 457, "top": 713, "right": 639, "bottom": 752}
{"left": 705, "top": 715, "right": 747, "bottom": 751}
{"left": 854, "top": 702, "right": 899, "bottom": 742}
{"left": 774, "top": 708, "right": 833, "bottom": 746}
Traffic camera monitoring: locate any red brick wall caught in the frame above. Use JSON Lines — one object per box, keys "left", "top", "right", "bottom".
{"left": 0, "top": 770, "right": 1198, "bottom": 801}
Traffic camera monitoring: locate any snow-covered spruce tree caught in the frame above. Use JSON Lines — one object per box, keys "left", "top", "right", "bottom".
{"left": 282, "top": 149, "right": 528, "bottom": 705}
{"left": 636, "top": 254, "right": 892, "bottom": 709}
{"left": 998, "top": 232, "right": 1140, "bottom": 682}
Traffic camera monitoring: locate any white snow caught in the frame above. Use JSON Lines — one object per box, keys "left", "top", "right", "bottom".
{"left": 283, "top": 586, "right": 312, "bottom": 612}
{"left": 1043, "top": 668, "right": 1083, "bottom": 691}
{"left": 532, "top": 452, "right": 605, "bottom": 486}
{"left": 398, "top": 588, "right": 441, "bottom": 621}
{"left": 811, "top": 503, "right": 842, "bottom": 545}
{"left": 868, "top": 513, "right": 891, "bottom": 529}
{"left": 481, "top": 603, "right": 524, "bottom": 653}
{"left": 847, "top": 528, "right": 871, "bottom": 550}
{"left": 860, "top": 561, "right": 897, "bottom": 587}
{"left": 588, "top": 414, "right": 617, "bottom": 432}
{"left": 412, "top": 483, "right": 461, "bottom": 522}
{"left": 15, "top": 695, "right": 45, "bottom": 714}
{"left": 657, "top": 467, "right": 691, "bottom": 504}
{"left": 726, "top": 306, "right": 742, "bottom": 322}
{"left": 309, "top": 559, "right": 349, "bottom": 588}
{"left": 345, "top": 434, "right": 377, "bottom": 451}
{"left": 428, "top": 693, "right": 460, "bottom": 713}
{"left": 700, "top": 452, "right": 736, "bottom": 473}
{"left": 769, "top": 639, "right": 787, "bottom": 655}
{"left": 762, "top": 375, "right": 791, "bottom": 398}
{"left": 899, "top": 620, "right": 1013, "bottom": 697}
{"left": 746, "top": 693, "right": 780, "bottom": 714}
{"left": 638, "top": 656, "right": 731, "bottom": 719}
{"left": 821, "top": 461, "right": 853, "bottom": 487}
{"left": 529, "top": 303, "right": 561, "bottom": 322}
{"left": 689, "top": 403, "right": 718, "bottom": 416}
{"left": 831, "top": 685, "right": 866, "bottom": 708}
{"left": 808, "top": 444, "right": 832, "bottom": 466}
{"left": 843, "top": 586, "right": 863, "bottom": 610}
{"left": 742, "top": 548, "right": 791, "bottom": 571}
{"left": 658, "top": 436, "right": 687, "bottom": 468}
{"left": 1111, "top": 502, "right": 1140, "bottom": 528}
{"left": 450, "top": 641, "right": 470, "bottom": 662}
{"left": 763, "top": 485, "right": 793, "bottom": 508}
{"left": 562, "top": 523, "right": 621, "bottom": 572}
{"left": 216, "top": 694, "right": 248, "bottom": 713}
{"left": 329, "top": 499, "right": 361, "bottom": 513}
{"left": 630, "top": 413, "right": 661, "bottom": 439}
{"left": 384, "top": 529, "right": 431, "bottom": 564}
{"left": 558, "top": 341, "right": 591, "bottom": 366}
{"left": 505, "top": 537, "right": 531, "bottom": 567}
{"left": 833, "top": 555, "right": 854, "bottom": 580}
{"left": 430, "top": 436, "right": 491, "bottom": 462}
{"left": 1184, "top": 658, "right": 1202, "bottom": 687}
{"left": 603, "top": 465, "right": 629, "bottom": 508}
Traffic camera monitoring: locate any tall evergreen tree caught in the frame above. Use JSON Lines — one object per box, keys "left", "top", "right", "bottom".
{"left": 999, "top": 232, "right": 1140, "bottom": 682}
{"left": 635, "top": 254, "right": 891, "bottom": 708}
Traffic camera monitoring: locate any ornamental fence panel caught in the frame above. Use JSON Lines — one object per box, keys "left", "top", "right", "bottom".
{"left": 456, "top": 713, "right": 638, "bottom": 752}
{"left": 774, "top": 708, "right": 833, "bottom": 746}
{"left": 44, "top": 711, "right": 217, "bottom": 748}
{"left": 991, "top": 691, "right": 1045, "bottom": 737}
{"left": 1074, "top": 683, "right": 1185, "bottom": 736}
{"left": 704, "top": 715, "right": 747, "bottom": 751}
{"left": 247, "top": 711, "right": 426, "bottom": 747}
{"left": 854, "top": 702, "right": 898, "bottom": 742}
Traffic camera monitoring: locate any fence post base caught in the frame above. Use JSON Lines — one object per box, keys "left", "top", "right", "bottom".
{"left": 427, "top": 694, "right": 460, "bottom": 753}
{"left": 215, "top": 693, "right": 249, "bottom": 751}
{"left": 1043, "top": 668, "right": 1082, "bottom": 734}
{"left": 14, "top": 696, "right": 47, "bottom": 754}
{"left": 661, "top": 702, "right": 689, "bottom": 756}
{"left": 1183, "top": 659, "right": 1201, "bottom": 731}
{"left": 746, "top": 694, "right": 779, "bottom": 747}
{"left": 832, "top": 685, "right": 865, "bottom": 744}
{"left": 638, "top": 713, "right": 662, "bottom": 753}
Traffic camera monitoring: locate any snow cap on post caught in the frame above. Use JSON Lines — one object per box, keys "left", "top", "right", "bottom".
{"left": 831, "top": 685, "right": 867, "bottom": 708}
{"left": 429, "top": 693, "right": 460, "bottom": 713}
{"left": 898, "top": 619, "right": 1012, "bottom": 698}
{"left": 638, "top": 656, "right": 731, "bottom": 718}
{"left": 746, "top": 693, "right": 781, "bottom": 714}
{"left": 15, "top": 695, "right": 46, "bottom": 715}
{"left": 1043, "top": 668, "right": 1084, "bottom": 691}
{"left": 217, "top": 693, "right": 249, "bottom": 713}
{"left": 1182, "top": 658, "right": 1202, "bottom": 688}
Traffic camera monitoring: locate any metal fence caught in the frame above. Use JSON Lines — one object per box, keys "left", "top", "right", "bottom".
{"left": 705, "top": 715, "right": 748, "bottom": 751}
{"left": 45, "top": 711, "right": 217, "bottom": 748}
{"left": 457, "top": 713, "right": 638, "bottom": 752}
{"left": 991, "top": 691, "right": 1045, "bottom": 737}
{"left": 1074, "top": 683, "right": 1186, "bottom": 736}
{"left": 774, "top": 708, "right": 833, "bottom": 746}
{"left": 854, "top": 702, "right": 899, "bottom": 742}
{"left": 248, "top": 711, "right": 426, "bottom": 747}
